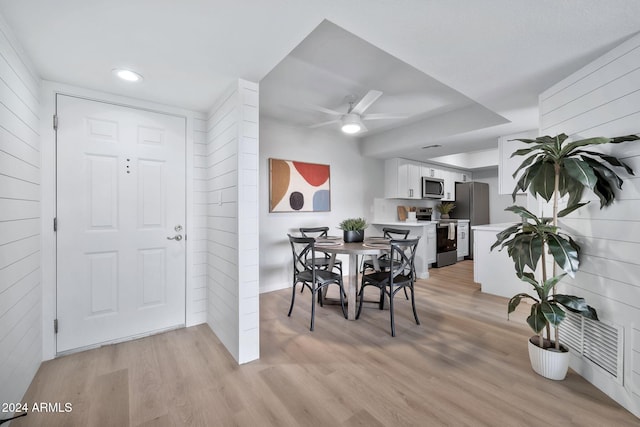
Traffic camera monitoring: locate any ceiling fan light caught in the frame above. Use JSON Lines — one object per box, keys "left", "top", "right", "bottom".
{"left": 341, "top": 114, "right": 364, "bottom": 134}
{"left": 112, "top": 68, "right": 143, "bottom": 82}
{"left": 341, "top": 123, "right": 361, "bottom": 134}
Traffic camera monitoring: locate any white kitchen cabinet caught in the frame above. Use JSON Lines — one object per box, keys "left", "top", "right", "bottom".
{"left": 498, "top": 129, "right": 538, "bottom": 195}
{"left": 426, "top": 223, "right": 437, "bottom": 264}
{"left": 371, "top": 222, "right": 435, "bottom": 278}
{"left": 385, "top": 158, "right": 423, "bottom": 199}
{"left": 457, "top": 222, "right": 469, "bottom": 258}
{"left": 423, "top": 166, "right": 439, "bottom": 179}
{"left": 385, "top": 159, "right": 473, "bottom": 202}
{"left": 441, "top": 170, "right": 455, "bottom": 201}
{"left": 457, "top": 171, "right": 471, "bottom": 183}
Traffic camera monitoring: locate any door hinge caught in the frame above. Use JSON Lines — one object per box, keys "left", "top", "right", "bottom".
{"left": 54, "top": 319, "right": 58, "bottom": 334}
{"left": 53, "top": 217, "right": 57, "bottom": 232}
{"left": 53, "top": 114, "right": 58, "bottom": 131}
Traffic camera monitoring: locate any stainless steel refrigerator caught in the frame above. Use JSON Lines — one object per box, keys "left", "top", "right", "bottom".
{"left": 451, "top": 181, "right": 490, "bottom": 259}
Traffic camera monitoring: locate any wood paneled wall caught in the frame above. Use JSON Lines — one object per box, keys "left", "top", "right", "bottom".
{"left": 191, "top": 116, "right": 208, "bottom": 324}
{"left": 205, "top": 79, "right": 259, "bottom": 364}
{"left": 0, "top": 15, "right": 42, "bottom": 409}
{"left": 540, "top": 33, "right": 640, "bottom": 418}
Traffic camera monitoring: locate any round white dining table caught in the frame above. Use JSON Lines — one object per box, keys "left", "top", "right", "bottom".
{"left": 317, "top": 242, "right": 386, "bottom": 320}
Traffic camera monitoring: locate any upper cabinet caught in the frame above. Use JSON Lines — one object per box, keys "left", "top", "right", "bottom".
{"left": 385, "top": 158, "right": 423, "bottom": 199}
{"left": 498, "top": 130, "right": 538, "bottom": 195}
{"left": 385, "top": 158, "right": 471, "bottom": 201}
{"left": 443, "top": 171, "right": 470, "bottom": 201}
{"left": 443, "top": 170, "right": 458, "bottom": 201}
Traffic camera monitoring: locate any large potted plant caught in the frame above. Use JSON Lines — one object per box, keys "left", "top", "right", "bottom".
{"left": 492, "top": 133, "right": 639, "bottom": 380}
{"left": 339, "top": 217, "right": 368, "bottom": 243}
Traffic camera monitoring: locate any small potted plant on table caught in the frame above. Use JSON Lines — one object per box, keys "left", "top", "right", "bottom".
{"left": 338, "top": 217, "right": 368, "bottom": 243}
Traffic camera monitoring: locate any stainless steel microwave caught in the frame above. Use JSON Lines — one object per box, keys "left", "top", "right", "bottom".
{"left": 422, "top": 176, "right": 444, "bottom": 199}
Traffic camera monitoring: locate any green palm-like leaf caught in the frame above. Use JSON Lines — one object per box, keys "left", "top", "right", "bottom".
{"left": 527, "top": 303, "right": 547, "bottom": 334}
{"left": 575, "top": 150, "right": 634, "bottom": 175}
{"left": 581, "top": 156, "right": 623, "bottom": 190}
{"left": 546, "top": 233, "right": 580, "bottom": 277}
{"left": 512, "top": 153, "right": 541, "bottom": 178}
{"left": 491, "top": 223, "right": 522, "bottom": 250}
{"left": 561, "top": 176, "right": 585, "bottom": 206}
{"left": 511, "top": 146, "right": 544, "bottom": 158}
{"left": 541, "top": 301, "right": 566, "bottom": 326}
{"left": 542, "top": 274, "right": 566, "bottom": 296}
{"left": 554, "top": 295, "right": 599, "bottom": 320}
{"left": 504, "top": 205, "right": 539, "bottom": 223}
{"left": 530, "top": 161, "right": 556, "bottom": 201}
{"left": 512, "top": 159, "right": 544, "bottom": 201}
{"left": 508, "top": 234, "right": 543, "bottom": 277}
{"left": 591, "top": 168, "right": 617, "bottom": 207}
{"left": 508, "top": 293, "right": 539, "bottom": 314}
{"left": 560, "top": 137, "right": 609, "bottom": 157}
{"left": 511, "top": 137, "right": 543, "bottom": 144}
{"left": 518, "top": 273, "right": 545, "bottom": 299}
{"left": 564, "top": 158, "right": 597, "bottom": 188}
{"left": 557, "top": 202, "right": 589, "bottom": 217}
{"left": 610, "top": 134, "right": 640, "bottom": 144}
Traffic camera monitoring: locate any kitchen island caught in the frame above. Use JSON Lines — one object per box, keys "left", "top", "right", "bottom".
{"left": 370, "top": 221, "right": 437, "bottom": 279}
{"left": 472, "top": 223, "right": 532, "bottom": 298}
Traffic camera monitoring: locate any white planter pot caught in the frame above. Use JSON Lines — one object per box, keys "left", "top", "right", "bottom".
{"left": 528, "top": 338, "right": 570, "bottom": 380}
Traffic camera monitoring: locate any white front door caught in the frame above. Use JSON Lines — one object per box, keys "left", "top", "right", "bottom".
{"left": 56, "top": 95, "right": 186, "bottom": 353}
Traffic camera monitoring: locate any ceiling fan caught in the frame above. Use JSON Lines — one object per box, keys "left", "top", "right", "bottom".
{"left": 308, "top": 90, "right": 407, "bottom": 134}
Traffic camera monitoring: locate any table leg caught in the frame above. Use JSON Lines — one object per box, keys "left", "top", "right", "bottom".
{"left": 347, "top": 253, "right": 359, "bottom": 320}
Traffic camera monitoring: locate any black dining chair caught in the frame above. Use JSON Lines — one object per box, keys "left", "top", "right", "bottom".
{"left": 300, "top": 226, "right": 343, "bottom": 275}
{"left": 356, "top": 237, "right": 421, "bottom": 337}
{"left": 362, "top": 227, "right": 410, "bottom": 272}
{"left": 362, "top": 227, "right": 411, "bottom": 299}
{"left": 287, "top": 234, "right": 347, "bottom": 331}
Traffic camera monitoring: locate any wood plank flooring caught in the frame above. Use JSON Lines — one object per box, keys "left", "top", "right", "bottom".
{"left": 10, "top": 261, "right": 639, "bottom": 426}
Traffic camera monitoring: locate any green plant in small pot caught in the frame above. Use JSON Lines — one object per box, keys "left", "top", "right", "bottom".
{"left": 436, "top": 202, "right": 455, "bottom": 219}
{"left": 492, "top": 133, "right": 639, "bottom": 380}
{"left": 338, "top": 217, "right": 368, "bottom": 243}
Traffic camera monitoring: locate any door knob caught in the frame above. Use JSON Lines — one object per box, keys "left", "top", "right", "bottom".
{"left": 167, "top": 234, "right": 183, "bottom": 241}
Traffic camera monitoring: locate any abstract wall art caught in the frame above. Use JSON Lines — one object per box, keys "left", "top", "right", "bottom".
{"left": 269, "top": 158, "right": 331, "bottom": 212}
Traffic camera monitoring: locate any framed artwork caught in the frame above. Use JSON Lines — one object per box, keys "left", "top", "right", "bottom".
{"left": 269, "top": 158, "right": 331, "bottom": 212}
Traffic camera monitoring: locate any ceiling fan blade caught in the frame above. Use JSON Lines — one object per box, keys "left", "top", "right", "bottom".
{"left": 305, "top": 103, "right": 343, "bottom": 116}
{"left": 351, "top": 90, "right": 383, "bottom": 115}
{"left": 362, "top": 113, "right": 409, "bottom": 121}
{"left": 308, "top": 119, "right": 341, "bottom": 129}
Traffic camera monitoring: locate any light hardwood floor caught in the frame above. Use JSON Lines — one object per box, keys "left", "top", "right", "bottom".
{"left": 11, "top": 261, "right": 639, "bottom": 426}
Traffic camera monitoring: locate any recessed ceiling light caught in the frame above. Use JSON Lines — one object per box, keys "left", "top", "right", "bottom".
{"left": 112, "top": 68, "right": 143, "bottom": 82}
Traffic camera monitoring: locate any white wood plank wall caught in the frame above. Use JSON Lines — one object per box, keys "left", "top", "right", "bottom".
{"left": 0, "top": 15, "right": 42, "bottom": 410}
{"left": 191, "top": 116, "right": 208, "bottom": 324}
{"left": 540, "top": 33, "right": 640, "bottom": 418}
{"left": 205, "top": 80, "right": 259, "bottom": 363}
{"left": 236, "top": 80, "right": 259, "bottom": 364}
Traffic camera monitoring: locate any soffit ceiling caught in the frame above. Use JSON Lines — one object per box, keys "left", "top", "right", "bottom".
{"left": 260, "top": 20, "right": 482, "bottom": 136}
{"left": 1, "top": 1, "right": 639, "bottom": 160}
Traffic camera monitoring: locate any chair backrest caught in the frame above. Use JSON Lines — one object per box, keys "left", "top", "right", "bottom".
{"left": 299, "top": 227, "right": 329, "bottom": 239}
{"left": 287, "top": 234, "right": 316, "bottom": 275}
{"left": 383, "top": 227, "right": 410, "bottom": 239}
{"left": 388, "top": 238, "right": 420, "bottom": 283}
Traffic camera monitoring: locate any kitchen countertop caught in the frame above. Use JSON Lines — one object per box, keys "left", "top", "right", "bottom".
{"left": 471, "top": 222, "right": 517, "bottom": 231}
{"left": 372, "top": 219, "right": 469, "bottom": 227}
{"left": 372, "top": 221, "right": 435, "bottom": 227}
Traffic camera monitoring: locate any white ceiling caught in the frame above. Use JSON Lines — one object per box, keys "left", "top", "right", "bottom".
{"left": 260, "top": 20, "right": 485, "bottom": 136}
{"left": 2, "top": 1, "right": 639, "bottom": 160}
